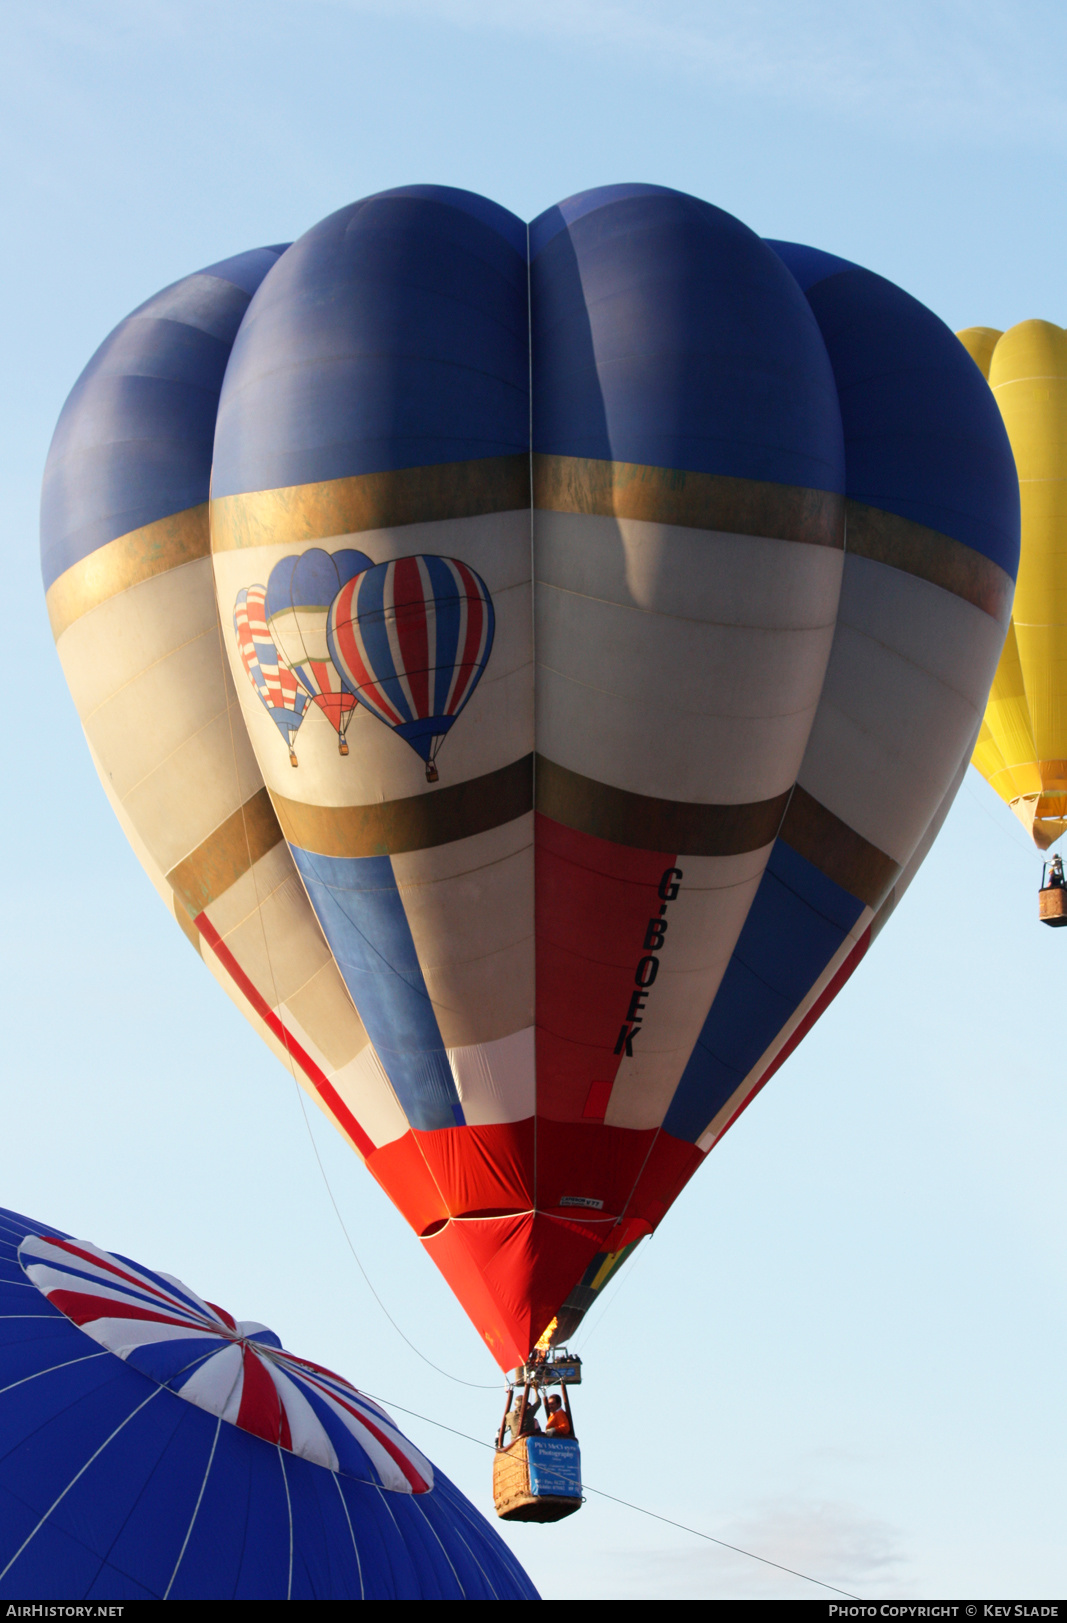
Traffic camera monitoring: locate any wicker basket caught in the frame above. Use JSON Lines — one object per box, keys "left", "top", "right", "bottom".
{"left": 1039, "top": 886, "right": 1067, "bottom": 927}
{"left": 493, "top": 1436, "right": 583, "bottom": 1523}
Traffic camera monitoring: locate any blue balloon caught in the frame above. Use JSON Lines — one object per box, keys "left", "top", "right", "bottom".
{"left": 0, "top": 1206, "right": 537, "bottom": 1601}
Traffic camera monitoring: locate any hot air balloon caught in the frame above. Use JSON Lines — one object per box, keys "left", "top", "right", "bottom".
{"left": 265, "top": 547, "right": 372, "bottom": 755}
{"left": 327, "top": 554, "right": 495, "bottom": 781}
{"left": 0, "top": 1204, "right": 537, "bottom": 1599}
{"left": 234, "top": 584, "right": 309, "bottom": 765}
{"left": 41, "top": 184, "right": 1019, "bottom": 1458}
{"left": 958, "top": 322, "right": 1067, "bottom": 921}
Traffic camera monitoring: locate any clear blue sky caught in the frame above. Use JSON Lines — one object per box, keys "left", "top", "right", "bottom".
{"left": 2, "top": 1, "right": 1065, "bottom": 1600}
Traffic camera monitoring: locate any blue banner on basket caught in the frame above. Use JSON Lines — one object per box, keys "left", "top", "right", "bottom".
{"left": 526, "top": 1437, "right": 582, "bottom": 1499}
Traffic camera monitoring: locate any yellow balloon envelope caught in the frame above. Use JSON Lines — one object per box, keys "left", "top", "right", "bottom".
{"left": 960, "top": 321, "right": 1067, "bottom": 848}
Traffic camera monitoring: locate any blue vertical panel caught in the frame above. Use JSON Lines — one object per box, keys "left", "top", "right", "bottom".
{"left": 663, "top": 843, "right": 864, "bottom": 1142}
{"left": 287, "top": 1462, "right": 366, "bottom": 1600}
{"left": 103, "top": 1411, "right": 227, "bottom": 1598}
{"left": 287, "top": 847, "right": 463, "bottom": 1130}
{"left": 420, "top": 1471, "right": 540, "bottom": 1597}
{"left": 232, "top": 1445, "right": 295, "bottom": 1599}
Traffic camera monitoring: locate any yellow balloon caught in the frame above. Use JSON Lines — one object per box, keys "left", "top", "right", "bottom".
{"left": 960, "top": 321, "right": 1067, "bottom": 848}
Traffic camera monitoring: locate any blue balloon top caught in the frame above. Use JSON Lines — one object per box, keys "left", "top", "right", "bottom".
{"left": 211, "top": 187, "right": 530, "bottom": 498}
{"left": 41, "top": 201, "right": 1022, "bottom": 594}
{"left": 530, "top": 184, "right": 846, "bottom": 494}
{"left": 40, "top": 246, "right": 287, "bottom": 591}
{"left": 767, "top": 240, "right": 1020, "bottom": 577}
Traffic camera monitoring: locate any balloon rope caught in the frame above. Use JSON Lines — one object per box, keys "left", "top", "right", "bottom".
{"left": 291, "top": 1085, "right": 501, "bottom": 1389}
{"left": 526, "top": 220, "right": 540, "bottom": 1227}
{"left": 962, "top": 775, "right": 1046, "bottom": 862}
{"left": 361, "top": 1390, "right": 862, "bottom": 1600}
{"left": 575, "top": 1484, "right": 862, "bottom": 1601}
{"left": 570, "top": 1227, "right": 650, "bottom": 1353}
{"left": 211, "top": 598, "right": 499, "bottom": 1391}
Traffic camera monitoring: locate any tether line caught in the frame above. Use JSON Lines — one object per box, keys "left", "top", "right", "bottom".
{"left": 362, "top": 1390, "right": 862, "bottom": 1600}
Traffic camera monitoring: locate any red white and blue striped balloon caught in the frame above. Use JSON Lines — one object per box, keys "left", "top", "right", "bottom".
{"left": 327, "top": 555, "right": 494, "bottom": 780}
{"left": 19, "top": 1233, "right": 432, "bottom": 1493}
{"left": 234, "top": 586, "right": 309, "bottom": 764}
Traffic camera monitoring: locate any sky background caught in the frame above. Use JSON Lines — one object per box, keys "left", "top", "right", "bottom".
{"left": 2, "top": 0, "right": 1066, "bottom": 1600}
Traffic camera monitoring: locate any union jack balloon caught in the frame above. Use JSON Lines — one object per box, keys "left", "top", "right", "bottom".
{"left": 327, "top": 554, "right": 495, "bottom": 782}
{"left": 0, "top": 1206, "right": 537, "bottom": 1599}
{"left": 265, "top": 547, "right": 371, "bottom": 754}
{"left": 233, "top": 585, "right": 309, "bottom": 765}
{"left": 20, "top": 1231, "right": 434, "bottom": 1488}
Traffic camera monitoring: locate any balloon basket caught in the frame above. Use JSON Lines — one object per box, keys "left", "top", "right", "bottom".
{"left": 425, "top": 761, "right": 439, "bottom": 782}
{"left": 289, "top": 751, "right": 298, "bottom": 768}
{"left": 339, "top": 739, "right": 349, "bottom": 756}
{"left": 493, "top": 1437, "right": 582, "bottom": 1523}
{"left": 1038, "top": 884, "right": 1067, "bottom": 926}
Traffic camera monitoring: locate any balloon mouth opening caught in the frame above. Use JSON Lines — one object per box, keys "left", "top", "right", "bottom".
{"left": 419, "top": 1207, "right": 535, "bottom": 1239}
{"left": 1010, "top": 792, "right": 1067, "bottom": 849}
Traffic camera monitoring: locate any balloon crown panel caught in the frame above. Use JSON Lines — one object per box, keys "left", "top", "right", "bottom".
{"left": 41, "top": 185, "right": 1020, "bottom": 1372}
{"left": 20, "top": 1232, "right": 432, "bottom": 1489}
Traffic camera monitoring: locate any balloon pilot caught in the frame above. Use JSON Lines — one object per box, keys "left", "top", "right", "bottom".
{"left": 492, "top": 1337, "right": 583, "bottom": 1522}
{"left": 544, "top": 1394, "right": 572, "bottom": 1437}
{"left": 1039, "top": 850, "right": 1067, "bottom": 926}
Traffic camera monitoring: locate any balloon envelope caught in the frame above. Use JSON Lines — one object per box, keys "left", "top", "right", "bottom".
{"left": 0, "top": 1205, "right": 537, "bottom": 1600}
{"left": 42, "top": 188, "right": 1019, "bottom": 1372}
{"left": 960, "top": 321, "right": 1067, "bottom": 849}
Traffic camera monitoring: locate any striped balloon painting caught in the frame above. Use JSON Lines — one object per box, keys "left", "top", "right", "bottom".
{"left": 234, "top": 585, "right": 309, "bottom": 765}
{"left": 328, "top": 554, "right": 495, "bottom": 781}
{"left": 20, "top": 1232, "right": 432, "bottom": 1491}
{"left": 265, "top": 548, "right": 372, "bottom": 755}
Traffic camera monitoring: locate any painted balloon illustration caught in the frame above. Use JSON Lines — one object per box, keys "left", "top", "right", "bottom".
{"left": 327, "top": 554, "right": 495, "bottom": 781}
{"left": 41, "top": 189, "right": 1019, "bottom": 1374}
{"left": 233, "top": 584, "right": 309, "bottom": 764}
{"left": 265, "top": 547, "right": 372, "bottom": 754}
